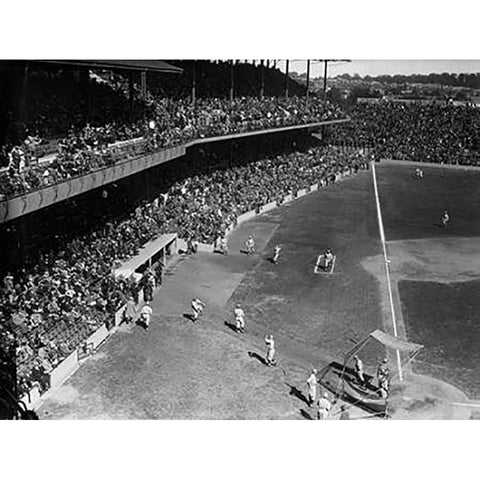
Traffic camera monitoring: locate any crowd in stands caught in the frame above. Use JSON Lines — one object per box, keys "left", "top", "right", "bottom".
{"left": 330, "top": 101, "right": 480, "bottom": 165}
{"left": 0, "top": 146, "right": 369, "bottom": 397}
{"left": 0, "top": 96, "right": 344, "bottom": 199}
{"left": 0, "top": 324, "right": 15, "bottom": 373}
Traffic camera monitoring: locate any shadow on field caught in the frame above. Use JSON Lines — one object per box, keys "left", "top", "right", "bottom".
{"left": 287, "top": 384, "right": 310, "bottom": 406}
{"left": 433, "top": 222, "right": 452, "bottom": 230}
{"left": 224, "top": 321, "right": 238, "bottom": 333}
{"left": 248, "top": 351, "right": 267, "bottom": 365}
{"left": 135, "top": 319, "right": 148, "bottom": 330}
{"left": 183, "top": 313, "right": 196, "bottom": 322}
{"left": 300, "top": 409, "right": 314, "bottom": 420}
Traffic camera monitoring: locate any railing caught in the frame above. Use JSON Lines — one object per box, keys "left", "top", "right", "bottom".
{"left": 0, "top": 144, "right": 186, "bottom": 223}
{"left": 0, "top": 117, "right": 350, "bottom": 223}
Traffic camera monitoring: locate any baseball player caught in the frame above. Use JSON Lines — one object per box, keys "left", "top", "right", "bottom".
{"left": 265, "top": 334, "right": 276, "bottom": 366}
{"left": 140, "top": 302, "right": 153, "bottom": 331}
{"left": 220, "top": 237, "right": 228, "bottom": 255}
{"left": 354, "top": 354, "right": 366, "bottom": 386}
{"left": 324, "top": 248, "right": 334, "bottom": 270}
{"left": 272, "top": 245, "right": 281, "bottom": 264}
{"left": 191, "top": 298, "right": 205, "bottom": 322}
{"left": 234, "top": 304, "right": 245, "bottom": 333}
{"left": 441, "top": 210, "right": 450, "bottom": 228}
{"left": 317, "top": 392, "right": 331, "bottom": 420}
{"left": 246, "top": 236, "right": 255, "bottom": 255}
{"left": 306, "top": 369, "right": 318, "bottom": 407}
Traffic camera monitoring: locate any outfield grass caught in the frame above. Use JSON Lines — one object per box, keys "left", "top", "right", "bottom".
{"left": 377, "top": 161, "right": 480, "bottom": 400}
{"left": 399, "top": 279, "right": 480, "bottom": 399}
{"left": 229, "top": 171, "right": 386, "bottom": 370}
{"left": 377, "top": 161, "right": 480, "bottom": 241}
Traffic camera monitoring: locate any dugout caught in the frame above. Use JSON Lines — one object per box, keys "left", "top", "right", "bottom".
{"left": 114, "top": 233, "right": 178, "bottom": 284}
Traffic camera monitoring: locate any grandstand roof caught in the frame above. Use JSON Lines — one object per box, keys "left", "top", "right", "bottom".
{"left": 33, "top": 59, "right": 183, "bottom": 74}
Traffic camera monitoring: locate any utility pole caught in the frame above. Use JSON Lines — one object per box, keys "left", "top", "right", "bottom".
{"left": 229, "top": 60, "right": 234, "bottom": 103}
{"left": 128, "top": 72, "right": 134, "bottom": 112}
{"left": 260, "top": 59, "right": 265, "bottom": 100}
{"left": 191, "top": 61, "right": 196, "bottom": 105}
{"left": 19, "top": 62, "right": 29, "bottom": 127}
{"left": 323, "top": 60, "right": 329, "bottom": 99}
{"left": 285, "top": 59, "right": 289, "bottom": 99}
{"left": 306, "top": 59, "right": 311, "bottom": 100}
{"left": 140, "top": 70, "right": 147, "bottom": 100}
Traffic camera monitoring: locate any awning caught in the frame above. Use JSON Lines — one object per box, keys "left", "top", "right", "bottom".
{"left": 115, "top": 233, "right": 178, "bottom": 279}
{"left": 30, "top": 59, "right": 183, "bottom": 74}
{"left": 344, "top": 329, "right": 423, "bottom": 360}
{"left": 370, "top": 329, "right": 423, "bottom": 353}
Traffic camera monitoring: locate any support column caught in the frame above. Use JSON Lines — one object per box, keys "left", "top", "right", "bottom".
{"left": 306, "top": 59, "right": 310, "bottom": 100}
{"left": 128, "top": 72, "right": 134, "bottom": 112}
{"left": 162, "top": 246, "right": 166, "bottom": 284}
{"left": 285, "top": 59, "right": 289, "bottom": 99}
{"left": 80, "top": 69, "right": 91, "bottom": 124}
{"left": 323, "top": 60, "right": 328, "bottom": 99}
{"left": 229, "top": 60, "right": 234, "bottom": 103}
{"left": 18, "top": 62, "right": 29, "bottom": 129}
{"left": 260, "top": 60, "right": 265, "bottom": 100}
{"left": 191, "top": 61, "right": 196, "bottom": 105}
{"left": 141, "top": 71, "right": 147, "bottom": 100}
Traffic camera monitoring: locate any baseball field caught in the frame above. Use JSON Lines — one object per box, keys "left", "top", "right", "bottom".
{"left": 375, "top": 160, "right": 480, "bottom": 401}
{"left": 37, "top": 160, "right": 480, "bottom": 419}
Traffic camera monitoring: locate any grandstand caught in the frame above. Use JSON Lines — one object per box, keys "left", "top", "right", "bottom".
{"left": 2, "top": 60, "right": 480, "bottom": 420}
{"left": 0, "top": 59, "right": 350, "bottom": 418}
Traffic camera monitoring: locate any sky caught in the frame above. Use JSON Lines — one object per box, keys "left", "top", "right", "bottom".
{"left": 287, "top": 60, "right": 480, "bottom": 78}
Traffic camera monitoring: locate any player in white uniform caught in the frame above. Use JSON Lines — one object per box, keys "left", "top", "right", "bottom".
{"left": 140, "top": 302, "right": 153, "bottom": 330}
{"left": 354, "top": 354, "right": 366, "bottom": 386}
{"left": 306, "top": 369, "right": 318, "bottom": 407}
{"left": 414, "top": 167, "right": 423, "bottom": 179}
{"left": 324, "top": 248, "right": 334, "bottom": 270}
{"left": 441, "top": 210, "right": 450, "bottom": 228}
{"left": 317, "top": 393, "right": 331, "bottom": 420}
{"left": 265, "top": 334, "right": 276, "bottom": 366}
{"left": 234, "top": 304, "right": 245, "bottom": 333}
{"left": 246, "top": 236, "right": 255, "bottom": 255}
{"left": 191, "top": 298, "right": 205, "bottom": 322}
{"left": 220, "top": 237, "right": 228, "bottom": 255}
{"left": 377, "top": 358, "right": 390, "bottom": 398}
{"left": 272, "top": 245, "right": 281, "bottom": 264}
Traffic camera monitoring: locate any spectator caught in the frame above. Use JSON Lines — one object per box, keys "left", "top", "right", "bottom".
{"left": 1, "top": 145, "right": 368, "bottom": 395}
{"left": 0, "top": 96, "right": 344, "bottom": 199}
{"left": 330, "top": 101, "right": 480, "bottom": 166}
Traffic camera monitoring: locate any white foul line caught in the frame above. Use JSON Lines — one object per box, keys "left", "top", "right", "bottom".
{"left": 452, "top": 402, "right": 480, "bottom": 408}
{"left": 371, "top": 162, "right": 403, "bottom": 382}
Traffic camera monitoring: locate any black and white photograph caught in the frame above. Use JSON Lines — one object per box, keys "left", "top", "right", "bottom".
{"left": 0, "top": 2, "right": 478, "bottom": 478}
{"left": 2, "top": 57, "right": 480, "bottom": 422}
